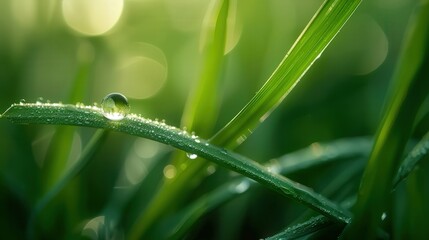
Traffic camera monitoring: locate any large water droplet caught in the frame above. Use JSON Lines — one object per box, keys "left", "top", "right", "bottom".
{"left": 101, "top": 93, "right": 130, "bottom": 120}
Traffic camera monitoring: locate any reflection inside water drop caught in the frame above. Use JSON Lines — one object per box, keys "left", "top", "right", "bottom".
{"left": 101, "top": 92, "right": 130, "bottom": 120}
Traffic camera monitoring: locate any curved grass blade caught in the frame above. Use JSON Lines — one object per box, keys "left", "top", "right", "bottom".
{"left": 273, "top": 137, "right": 371, "bottom": 175}
{"left": 153, "top": 138, "right": 371, "bottom": 239}
{"left": 393, "top": 131, "right": 429, "bottom": 189}
{"left": 211, "top": 0, "right": 362, "bottom": 148}
{"left": 343, "top": 2, "right": 429, "bottom": 238}
{"left": 27, "top": 129, "right": 107, "bottom": 239}
{"left": 137, "top": 0, "right": 362, "bottom": 236}
{"left": 1, "top": 103, "right": 350, "bottom": 225}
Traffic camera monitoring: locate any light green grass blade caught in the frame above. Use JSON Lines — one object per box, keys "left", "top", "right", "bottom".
{"left": 27, "top": 129, "right": 106, "bottom": 239}
{"left": 133, "top": 0, "right": 231, "bottom": 236}
{"left": 181, "top": 0, "right": 228, "bottom": 136}
{"left": 393, "top": 131, "right": 429, "bottom": 189}
{"left": 342, "top": 1, "right": 429, "bottom": 238}
{"left": 211, "top": 0, "right": 362, "bottom": 148}
{"left": 1, "top": 103, "right": 350, "bottom": 224}
{"left": 133, "top": 1, "right": 231, "bottom": 236}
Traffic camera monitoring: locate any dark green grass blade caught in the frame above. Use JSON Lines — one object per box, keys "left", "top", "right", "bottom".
{"left": 393, "top": 131, "right": 429, "bottom": 189}
{"left": 27, "top": 129, "right": 107, "bottom": 239}
{"left": 265, "top": 215, "right": 335, "bottom": 240}
{"left": 342, "top": 1, "right": 429, "bottom": 238}
{"left": 1, "top": 103, "right": 350, "bottom": 225}
{"left": 211, "top": 0, "right": 362, "bottom": 148}
{"left": 152, "top": 138, "right": 371, "bottom": 239}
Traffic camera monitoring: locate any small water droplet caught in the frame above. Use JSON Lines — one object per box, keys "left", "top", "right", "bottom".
{"left": 101, "top": 93, "right": 130, "bottom": 121}
{"left": 19, "top": 99, "right": 26, "bottom": 105}
{"left": 186, "top": 153, "right": 198, "bottom": 159}
{"left": 381, "top": 212, "right": 387, "bottom": 221}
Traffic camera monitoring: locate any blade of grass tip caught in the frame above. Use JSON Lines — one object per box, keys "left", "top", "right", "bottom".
{"left": 393, "top": 131, "right": 429, "bottom": 189}
{"left": 2, "top": 103, "right": 350, "bottom": 227}
{"left": 128, "top": 0, "right": 231, "bottom": 238}
{"left": 152, "top": 138, "right": 370, "bottom": 239}
{"left": 210, "top": 0, "right": 362, "bottom": 149}
{"left": 27, "top": 129, "right": 107, "bottom": 240}
{"left": 342, "top": 2, "right": 429, "bottom": 238}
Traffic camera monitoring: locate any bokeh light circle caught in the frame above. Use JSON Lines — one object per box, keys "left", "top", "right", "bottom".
{"left": 62, "top": 0, "right": 124, "bottom": 36}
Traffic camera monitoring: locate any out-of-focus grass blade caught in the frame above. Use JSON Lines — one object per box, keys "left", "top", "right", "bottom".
{"left": 265, "top": 215, "right": 335, "bottom": 240}
{"left": 27, "top": 129, "right": 106, "bottom": 239}
{"left": 150, "top": 179, "right": 250, "bottom": 240}
{"left": 274, "top": 137, "right": 371, "bottom": 175}
{"left": 181, "top": 0, "right": 228, "bottom": 136}
{"left": 150, "top": 138, "right": 371, "bottom": 239}
{"left": 43, "top": 46, "right": 93, "bottom": 190}
{"left": 211, "top": 0, "right": 362, "bottom": 148}
{"left": 1, "top": 103, "right": 350, "bottom": 226}
{"left": 129, "top": 0, "right": 230, "bottom": 237}
{"left": 393, "top": 131, "right": 429, "bottom": 188}
{"left": 343, "top": 2, "right": 429, "bottom": 238}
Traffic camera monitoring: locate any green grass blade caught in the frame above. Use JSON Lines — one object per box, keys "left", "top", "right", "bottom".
{"left": 211, "top": 0, "right": 362, "bottom": 148}
{"left": 132, "top": 0, "right": 231, "bottom": 236}
{"left": 1, "top": 103, "right": 350, "bottom": 224}
{"left": 43, "top": 52, "right": 93, "bottom": 190}
{"left": 27, "top": 129, "right": 107, "bottom": 239}
{"left": 342, "top": 2, "right": 429, "bottom": 238}
{"left": 152, "top": 138, "right": 371, "bottom": 239}
{"left": 275, "top": 137, "right": 371, "bottom": 175}
{"left": 181, "top": 0, "right": 228, "bottom": 136}
{"left": 393, "top": 131, "right": 429, "bottom": 189}
{"left": 129, "top": 0, "right": 361, "bottom": 236}
{"left": 265, "top": 215, "right": 335, "bottom": 240}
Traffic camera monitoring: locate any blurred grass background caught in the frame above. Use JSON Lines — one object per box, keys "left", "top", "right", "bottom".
{"left": 0, "top": 0, "right": 419, "bottom": 239}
